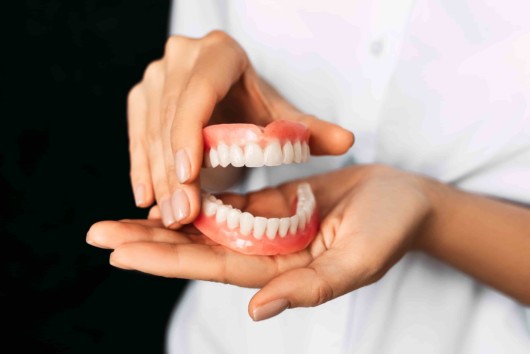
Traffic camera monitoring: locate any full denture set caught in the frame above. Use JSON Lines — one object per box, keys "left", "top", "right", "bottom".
{"left": 194, "top": 120, "right": 319, "bottom": 255}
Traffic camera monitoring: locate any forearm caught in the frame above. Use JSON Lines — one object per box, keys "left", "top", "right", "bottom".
{"left": 418, "top": 178, "right": 530, "bottom": 305}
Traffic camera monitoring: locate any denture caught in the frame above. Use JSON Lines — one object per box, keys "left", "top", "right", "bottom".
{"left": 194, "top": 120, "right": 319, "bottom": 255}
{"left": 203, "top": 120, "right": 311, "bottom": 168}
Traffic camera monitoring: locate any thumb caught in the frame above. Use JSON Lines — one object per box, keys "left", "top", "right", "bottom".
{"left": 296, "top": 115, "right": 355, "bottom": 156}
{"left": 248, "top": 248, "right": 367, "bottom": 321}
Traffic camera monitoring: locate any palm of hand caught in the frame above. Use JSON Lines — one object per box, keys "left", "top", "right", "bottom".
{"left": 88, "top": 165, "right": 431, "bottom": 319}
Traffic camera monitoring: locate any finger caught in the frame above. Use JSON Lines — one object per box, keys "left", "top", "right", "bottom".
{"left": 119, "top": 219, "right": 165, "bottom": 227}
{"left": 169, "top": 32, "right": 251, "bottom": 223}
{"left": 294, "top": 115, "right": 355, "bottom": 156}
{"left": 160, "top": 38, "right": 198, "bottom": 225}
{"left": 110, "top": 242, "right": 312, "bottom": 288}
{"left": 148, "top": 205, "right": 161, "bottom": 219}
{"left": 257, "top": 78, "right": 354, "bottom": 156}
{"left": 127, "top": 84, "right": 155, "bottom": 207}
{"left": 148, "top": 137, "right": 177, "bottom": 228}
{"left": 248, "top": 249, "right": 371, "bottom": 321}
{"left": 113, "top": 218, "right": 211, "bottom": 239}
{"left": 86, "top": 220, "right": 194, "bottom": 249}
{"left": 142, "top": 61, "right": 178, "bottom": 228}
{"left": 121, "top": 217, "right": 191, "bottom": 233}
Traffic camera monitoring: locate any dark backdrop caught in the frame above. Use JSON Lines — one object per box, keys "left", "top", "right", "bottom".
{"left": 3, "top": 1, "right": 188, "bottom": 352}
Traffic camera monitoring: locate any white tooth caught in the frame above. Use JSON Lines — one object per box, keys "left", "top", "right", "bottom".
{"left": 215, "top": 199, "right": 223, "bottom": 205}
{"left": 253, "top": 216, "right": 267, "bottom": 239}
{"left": 282, "top": 142, "right": 294, "bottom": 164}
{"left": 215, "top": 205, "right": 231, "bottom": 224}
{"left": 209, "top": 148, "right": 220, "bottom": 168}
{"left": 303, "top": 204, "right": 313, "bottom": 222}
{"left": 264, "top": 141, "right": 283, "bottom": 166}
{"left": 297, "top": 210, "right": 307, "bottom": 230}
{"left": 289, "top": 215, "right": 299, "bottom": 235}
{"left": 279, "top": 218, "right": 290, "bottom": 238}
{"left": 302, "top": 142, "right": 310, "bottom": 162}
{"left": 227, "top": 208, "right": 241, "bottom": 230}
{"left": 240, "top": 212, "right": 254, "bottom": 236}
{"left": 244, "top": 142, "right": 264, "bottom": 167}
{"left": 202, "top": 199, "right": 218, "bottom": 217}
{"left": 230, "top": 144, "right": 245, "bottom": 167}
{"left": 217, "top": 143, "right": 230, "bottom": 167}
{"left": 298, "top": 183, "right": 314, "bottom": 203}
{"left": 293, "top": 141, "right": 302, "bottom": 163}
{"left": 207, "top": 195, "right": 217, "bottom": 203}
{"left": 266, "top": 218, "right": 280, "bottom": 240}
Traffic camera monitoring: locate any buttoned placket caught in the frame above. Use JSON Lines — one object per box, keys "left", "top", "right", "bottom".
{"left": 346, "top": 0, "right": 416, "bottom": 164}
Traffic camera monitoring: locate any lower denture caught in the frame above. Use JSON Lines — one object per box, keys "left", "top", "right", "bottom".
{"left": 194, "top": 183, "right": 319, "bottom": 255}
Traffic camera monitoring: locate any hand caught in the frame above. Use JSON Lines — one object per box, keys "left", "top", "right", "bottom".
{"left": 87, "top": 164, "right": 435, "bottom": 321}
{"left": 127, "top": 30, "right": 354, "bottom": 228}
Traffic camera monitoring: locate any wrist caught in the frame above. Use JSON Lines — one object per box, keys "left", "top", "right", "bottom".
{"left": 412, "top": 174, "right": 451, "bottom": 252}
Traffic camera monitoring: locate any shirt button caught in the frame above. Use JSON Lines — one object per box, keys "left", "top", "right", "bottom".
{"left": 370, "top": 38, "right": 384, "bottom": 56}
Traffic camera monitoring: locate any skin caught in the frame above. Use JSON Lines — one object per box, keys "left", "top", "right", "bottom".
{"left": 127, "top": 30, "right": 354, "bottom": 227}
{"left": 93, "top": 31, "right": 530, "bottom": 321}
{"left": 87, "top": 165, "right": 530, "bottom": 321}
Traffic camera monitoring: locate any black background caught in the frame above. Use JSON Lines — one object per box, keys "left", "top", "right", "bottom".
{"left": 4, "top": 1, "right": 188, "bottom": 352}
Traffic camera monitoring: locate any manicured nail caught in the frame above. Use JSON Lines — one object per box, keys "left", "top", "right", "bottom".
{"left": 175, "top": 149, "right": 190, "bottom": 184}
{"left": 252, "top": 299, "right": 289, "bottom": 321}
{"left": 161, "top": 197, "right": 175, "bottom": 226}
{"left": 171, "top": 189, "right": 189, "bottom": 222}
{"left": 134, "top": 183, "right": 145, "bottom": 206}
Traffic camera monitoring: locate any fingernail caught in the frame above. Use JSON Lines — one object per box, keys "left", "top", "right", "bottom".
{"left": 252, "top": 299, "right": 289, "bottom": 321}
{"left": 161, "top": 197, "right": 175, "bottom": 226}
{"left": 171, "top": 189, "right": 189, "bottom": 222}
{"left": 175, "top": 149, "right": 190, "bottom": 184}
{"left": 134, "top": 183, "right": 145, "bottom": 206}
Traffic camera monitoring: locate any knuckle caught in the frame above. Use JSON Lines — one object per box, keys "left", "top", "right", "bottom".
{"left": 162, "top": 95, "right": 178, "bottom": 120}
{"left": 165, "top": 163, "right": 177, "bottom": 179}
{"left": 151, "top": 177, "right": 166, "bottom": 198}
{"left": 204, "top": 29, "right": 232, "bottom": 44}
{"left": 127, "top": 84, "right": 143, "bottom": 105}
{"left": 164, "top": 35, "right": 192, "bottom": 54}
{"left": 128, "top": 138, "right": 145, "bottom": 155}
{"left": 143, "top": 59, "right": 164, "bottom": 80}
{"left": 146, "top": 129, "right": 160, "bottom": 144}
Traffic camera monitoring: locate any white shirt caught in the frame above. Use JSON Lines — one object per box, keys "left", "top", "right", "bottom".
{"left": 166, "top": 1, "right": 530, "bottom": 353}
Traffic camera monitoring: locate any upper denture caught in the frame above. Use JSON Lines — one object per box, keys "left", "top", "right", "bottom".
{"left": 203, "top": 120, "right": 310, "bottom": 168}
